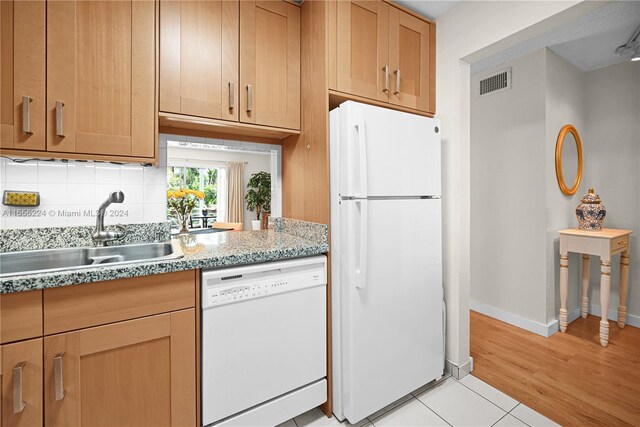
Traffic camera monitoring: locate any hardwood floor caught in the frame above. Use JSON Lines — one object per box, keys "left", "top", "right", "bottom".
{"left": 470, "top": 310, "right": 640, "bottom": 426}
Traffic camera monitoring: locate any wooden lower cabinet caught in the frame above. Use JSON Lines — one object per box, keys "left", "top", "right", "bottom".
{"left": 1, "top": 339, "right": 44, "bottom": 427}
{"left": 0, "top": 290, "right": 43, "bottom": 345}
{"left": 44, "top": 309, "right": 196, "bottom": 427}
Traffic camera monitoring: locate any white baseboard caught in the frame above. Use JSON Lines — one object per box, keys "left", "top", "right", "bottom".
{"left": 445, "top": 357, "right": 473, "bottom": 380}
{"left": 471, "top": 301, "right": 640, "bottom": 339}
{"left": 470, "top": 300, "right": 559, "bottom": 337}
{"left": 569, "top": 304, "right": 640, "bottom": 328}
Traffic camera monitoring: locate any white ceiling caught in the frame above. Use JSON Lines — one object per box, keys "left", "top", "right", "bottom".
{"left": 393, "top": 0, "right": 460, "bottom": 20}
{"left": 549, "top": 21, "right": 639, "bottom": 72}
{"left": 471, "top": 1, "right": 640, "bottom": 75}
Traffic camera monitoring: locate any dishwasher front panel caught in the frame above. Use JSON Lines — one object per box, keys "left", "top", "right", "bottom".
{"left": 201, "top": 256, "right": 327, "bottom": 426}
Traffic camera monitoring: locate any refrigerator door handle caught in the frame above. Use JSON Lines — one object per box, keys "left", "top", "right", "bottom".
{"left": 354, "top": 110, "right": 368, "bottom": 198}
{"left": 355, "top": 200, "right": 368, "bottom": 289}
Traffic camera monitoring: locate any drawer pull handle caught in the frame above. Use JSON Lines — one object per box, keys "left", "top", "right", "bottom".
{"left": 54, "top": 353, "right": 66, "bottom": 401}
{"left": 55, "top": 101, "right": 65, "bottom": 137}
{"left": 383, "top": 66, "right": 390, "bottom": 93}
{"left": 22, "top": 96, "right": 33, "bottom": 134}
{"left": 13, "top": 362, "right": 26, "bottom": 414}
{"left": 394, "top": 69, "right": 401, "bottom": 95}
{"left": 618, "top": 240, "right": 626, "bottom": 245}
{"left": 246, "top": 84, "right": 253, "bottom": 112}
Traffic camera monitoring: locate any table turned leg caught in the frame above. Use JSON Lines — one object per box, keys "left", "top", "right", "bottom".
{"left": 559, "top": 255, "right": 569, "bottom": 332}
{"left": 600, "top": 261, "right": 611, "bottom": 347}
{"left": 581, "top": 254, "right": 590, "bottom": 318}
{"left": 618, "top": 251, "right": 630, "bottom": 328}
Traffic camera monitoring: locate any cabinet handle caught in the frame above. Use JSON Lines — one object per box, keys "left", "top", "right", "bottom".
{"left": 13, "top": 362, "right": 26, "bottom": 414}
{"left": 383, "top": 66, "right": 390, "bottom": 93}
{"left": 22, "top": 96, "right": 33, "bottom": 134}
{"left": 394, "top": 69, "right": 401, "bottom": 95}
{"left": 55, "top": 101, "right": 65, "bottom": 137}
{"left": 246, "top": 84, "right": 252, "bottom": 113}
{"left": 54, "top": 353, "right": 66, "bottom": 401}
{"left": 229, "top": 81, "right": 235, "bottom": 110}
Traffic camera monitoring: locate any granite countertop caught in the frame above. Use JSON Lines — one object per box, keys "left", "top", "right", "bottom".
{"left": 0, "top": 219, "right": 329, "bottom": 294}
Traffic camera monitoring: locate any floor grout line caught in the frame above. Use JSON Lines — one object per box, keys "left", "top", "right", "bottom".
{"left": 412, "top": 394, "right": 453, "bottom": 427}
{"left": 453, "top": 375, "right": 518, "bottom": 414}
{"left": 507, "top": 404, "right": 533, "bottom": 427}
{"left": 491, "top": 412, "right": 509, "bottom": 427}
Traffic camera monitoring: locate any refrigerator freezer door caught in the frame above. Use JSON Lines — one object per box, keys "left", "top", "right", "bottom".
{"left": 334, "top": 101, "right": 441, "bottom": 198}
{"left": 336, "top": 198, "right": 444, "bottom": 423}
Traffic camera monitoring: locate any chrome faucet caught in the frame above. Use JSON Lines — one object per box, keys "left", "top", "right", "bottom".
{"left": 92, "top": 191, "right": 127, "bottom": 246}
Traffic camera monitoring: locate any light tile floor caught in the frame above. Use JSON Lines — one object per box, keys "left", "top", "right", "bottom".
{"left": 280, "top": 375, "right": 559, "bottom": 427}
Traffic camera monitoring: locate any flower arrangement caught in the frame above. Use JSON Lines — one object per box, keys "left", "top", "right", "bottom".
{"left": 167, "top": 188, "right": 204, "bottom": 234}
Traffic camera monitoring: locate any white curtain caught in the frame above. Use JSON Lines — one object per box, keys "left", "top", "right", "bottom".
{"left": 217, "top": 168, "right": 227, "bottom": 222}
{"left": 226, "top": 162, "right": 244, "bottom": 223}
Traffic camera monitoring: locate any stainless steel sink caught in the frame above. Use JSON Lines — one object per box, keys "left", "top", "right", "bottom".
{"left": 0, "top": 241, "right": 184, "bottom": 278}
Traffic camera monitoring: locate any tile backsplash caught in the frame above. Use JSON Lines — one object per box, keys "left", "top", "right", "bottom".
{"left": 0, "top": 158, "right": 167, "bottom": 229}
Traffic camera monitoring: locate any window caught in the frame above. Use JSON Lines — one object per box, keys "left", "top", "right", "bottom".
{"left": 167, "top": 166, "right": 223, "bottom": 229}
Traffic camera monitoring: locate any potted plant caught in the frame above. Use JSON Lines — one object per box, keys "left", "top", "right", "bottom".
{"left": 167, "top": 188, "right": 204, "bottom": 234}
{"left": 245, "top": 171, "right": 271, "bottom": 230}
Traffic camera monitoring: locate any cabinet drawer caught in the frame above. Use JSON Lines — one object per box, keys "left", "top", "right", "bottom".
{"left": 612, "top": 236, "right": 629, "bottom": 252}
{"left": 1, "top": 338, "right": 43, "bottom": 427}
{"left": 44, "top": 270, "right": 196, "bottom": 335}
{"left": 0, "top": 290, "right": 43, "bottom": 344}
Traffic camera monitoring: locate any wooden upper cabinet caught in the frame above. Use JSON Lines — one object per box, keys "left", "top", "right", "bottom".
{"left": 1, "top": 339, "right": 44, "bottom": 427}
{"left": 335, "top": 1, "right": 389, "bottom": 102}
{"left": 0, "top": 0, "right": 46, "bottom": 151}
{"left": 388, "top": 6, "right": 433, "bottom": 113}
{"left": 331, "top": 1, "right": 436, "bottom": 115}
{"left": 160, "top": 0, "right": 239, "bottom": 122}
{"left": 46, "top": 0, "right": 155, "bottom": 158}
{"left": 240, "top": 0, "right": 300, "bottom": 130}
{"left": 44, "top": 310, "right": 196, "bottom": 427}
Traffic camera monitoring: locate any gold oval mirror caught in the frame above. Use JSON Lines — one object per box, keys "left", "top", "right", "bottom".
{"left": 555, "top": 125, "right": 583, "bottom": 195}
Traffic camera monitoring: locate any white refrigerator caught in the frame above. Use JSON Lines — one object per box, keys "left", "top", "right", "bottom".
{"left": 330, "top": 101, "right": 444, "bottom": 424}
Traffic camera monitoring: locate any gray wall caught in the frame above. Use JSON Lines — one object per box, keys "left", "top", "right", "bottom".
{"left": 583, "top": 61, "right": 640, "bottom": 322}
{"left": 470, "top": 49, "right": 548, "bottom": 326}
{"left": 471, "top": 48, "right": 640, "bottom": 332}
{"left": 545, "top": 50, "right": 587, "bottom": 324}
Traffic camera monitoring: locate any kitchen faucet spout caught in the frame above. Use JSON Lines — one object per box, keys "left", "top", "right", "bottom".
{"left": 92, "top": 191, "right": 127, "bottom": 246}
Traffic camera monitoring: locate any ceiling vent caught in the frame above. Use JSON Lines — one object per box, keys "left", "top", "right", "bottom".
{"left": 478, "top": 68, "right": 511, "bottom": 97}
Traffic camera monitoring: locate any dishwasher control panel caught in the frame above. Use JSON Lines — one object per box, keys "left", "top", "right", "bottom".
{"left": 207, "top": 279, "right": 291, "bottom": 305}
{"left": 202, "top": 256, "right": 327, "bottom": 308}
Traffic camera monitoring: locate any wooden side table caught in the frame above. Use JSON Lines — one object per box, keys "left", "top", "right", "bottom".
{"left": 559, "top": 228, "right": 632, "bottom": 347}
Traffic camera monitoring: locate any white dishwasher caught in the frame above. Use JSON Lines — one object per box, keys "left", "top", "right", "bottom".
{"left": 201, "top": 255, "right": 327, "bottom": 426}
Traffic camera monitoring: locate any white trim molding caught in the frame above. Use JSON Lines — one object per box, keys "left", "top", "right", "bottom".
{"left": 472, "top": 302, "right": 640, "bottom": 340}
{"left": 445, "top": 357, "right": 474, "bottom": 380}
{"left": 570, "top": 305, "right": 640, "bottom": 329}
{"left": 470, "top": 301, "right": 559, "bottom": 337}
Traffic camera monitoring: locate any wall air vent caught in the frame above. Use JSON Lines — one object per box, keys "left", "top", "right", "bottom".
{"left": 478, "top": 68, "right": 511, "bottom": 97}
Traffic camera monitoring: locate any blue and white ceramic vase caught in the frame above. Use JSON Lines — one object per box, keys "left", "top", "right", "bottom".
{"left": 576, "top": 188, "right": 606, "bottom": 231}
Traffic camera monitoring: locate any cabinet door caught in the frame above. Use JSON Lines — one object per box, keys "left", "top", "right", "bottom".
{"left": 335, "top": 1, "right": 389, "bottom": 102}
{"left": 0, "top": 0, "right": 46, "bottom": 151}
{"left": 388, "top": 7, "right": 433, "bottom": 113}
{"left": 44, "top": 310, "right": 195, "bottom": 427}
{"left": 160, "top": 0, "right": 238, "bottom": 121}
{"left": 46, "top": 0, "right": 155, "bottom": 158}
{"left": 1, "top": 339, "right": 43, "bottom": 427}
{"left": 240, "top": 0, "right": 300, "bottom": 130}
